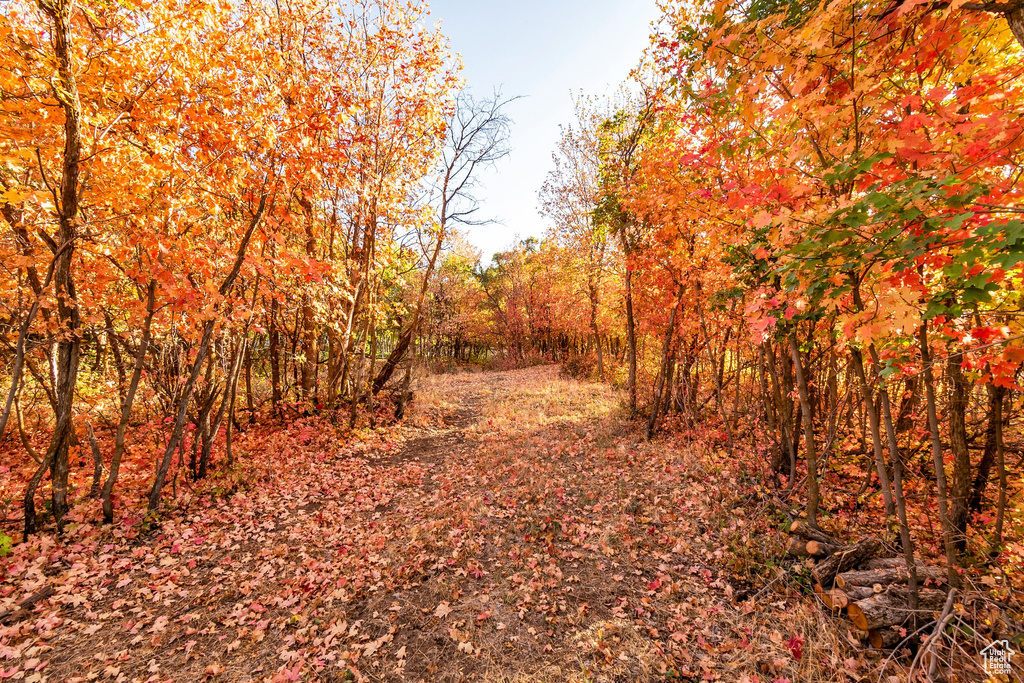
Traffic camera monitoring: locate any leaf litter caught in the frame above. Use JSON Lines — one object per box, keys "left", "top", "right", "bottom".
{"left": 1, "top": 367, "right": 864, "bottom": 682}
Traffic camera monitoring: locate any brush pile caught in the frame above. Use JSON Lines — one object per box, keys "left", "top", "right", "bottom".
{"left": 786, "top": 520, "right": 951, "bottom": 650}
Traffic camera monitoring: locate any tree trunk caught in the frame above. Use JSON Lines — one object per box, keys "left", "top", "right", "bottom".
{"left": 300, "top": 214, "right": 317, "bottom": 400}
{"left": 0, "top": 211, "right": 47, "bottom": 443}
{"left": 243, "top": 341, "right": 254, "bottom": 422}
{"left": 789, "top": 333, "right": 819, "bottom": 526}
{"left": 624, "top": 265, "right": 637, "bottom": 416}
{"left": 104, "top": 312, "right": 127, "bottom": 407}
{"left": 765, "top": 341, "right": 796, "bottom": 487}
{"left": 373, "top": 232, "right": 442, "bottom": 393}
{"left": 918, "top": 321, "right": 961, "bottom": 587}
{"left": 850, "top": 348, "right": 896, "bottom": 518}
{"left": 101, "top": 281, "right": 156, "bottom": 523}
{"left": 866, "top": 342, "right": 920, "bottom": 609}
{"left": 367, "top": 318, "right": 378, "bottom": 427}
{"left": 646, "top": 286, "right": 684, "bottom": 440}
{"left": 270, "top": 297, "right": 282, "bottom": 409}
{"left": 149, "top": 189, "right": 270, "bottom": 511}
{"left": 30, "top": 0, "right": 85, "bottom": 532}
{"left": 704, "top": 317, "right": 734, "bottom": 454}
{"left": 588, "top": 276, "right": 604, "bottom": 379}
{"left": 992, "top": 382, "right": 1008, "bottom": 555}
{"left": 1004, "top": 4, "right": 1024, "bottom": 49}
{"left": 86, "top": 422, "right": 102, "bottom": 499}
{"left": 946, "top": 355, "right": 972, "bottom": 552}
{"left": 300, "top": 292, "right": 316, "bottom": 400}
{"left": 14, "top": 390, "right": 40, "bottom": 464}
{"left": 971, "top": 384, "right": 1005, "bottom": 511}
{"left": 395, "top": 361, "right": 413, "bottom": 420}
{"left": 226, "top": 339, "right": 245, "bottom": 467}
{"left": 199, "top": 340, "right": 244, "bottom": 479}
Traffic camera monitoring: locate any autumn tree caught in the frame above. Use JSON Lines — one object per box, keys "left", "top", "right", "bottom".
{"left": 373, "top": 91, "right": 513, "bottom": 392}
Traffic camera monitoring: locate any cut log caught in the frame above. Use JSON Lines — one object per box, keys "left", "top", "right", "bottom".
{"left": 787, "top": 537, "right": 810, "bottom": 557}
{"left": 812, "top": 537, "right": 881, "bottom": 587}
{"left": 0, "top": 585, "right": 55, "bottom": 625}
{"left": 788, "top": 537, "right": 838, "bottom": 557}
{"left": 847, "top": 587, "right": 947, "bottom": 631}
{"left": 836, "top": 566, "right": 946, "bottom": 589}
{"left": 821, "top": 585, "right": 876, "bottom": 610}
{"left": 789, "top": 520, "right": 839, "bottom": 545}
{"left": 858, "top": 557, "right": 923, "bottom": 571}
{"left": 805, "top": 540, "right": 840, "bottom": 557}
{"left": 846, "top": 585, "right": 877, "bottom": 601}
{"left": 820, "top": 588, "right": 849, "bottom": 610}
{"left": 868, "top": 628, "right": 904, "bottom": 649}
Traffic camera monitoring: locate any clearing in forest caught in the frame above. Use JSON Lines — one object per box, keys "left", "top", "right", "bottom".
{"left": 2, "top": 367, "right": 854, "bottom": 682}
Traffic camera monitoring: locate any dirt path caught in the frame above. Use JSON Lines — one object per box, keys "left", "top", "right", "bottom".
{"left": 327, "top": 368, "right": 838, "bottom": 682}
{"left": 1, "top": 367, "right": 844, "bottom": 683}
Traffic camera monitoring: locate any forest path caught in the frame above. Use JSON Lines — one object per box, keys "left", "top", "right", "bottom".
{"left": 2, "top": 367, "right": 838, "bottom": 683}
{"left": 326, "top": 367, "right": 835, "bottom": 682}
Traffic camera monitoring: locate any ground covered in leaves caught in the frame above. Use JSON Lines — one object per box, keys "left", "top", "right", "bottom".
{"left": 2, "top": 367, "right": 938, "bottom": 682}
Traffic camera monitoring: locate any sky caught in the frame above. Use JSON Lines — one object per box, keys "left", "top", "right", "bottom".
{"left": 425, "top": 0, "right": 660, "bottom": 262}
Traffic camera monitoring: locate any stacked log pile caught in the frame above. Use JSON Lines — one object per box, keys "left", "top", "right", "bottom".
{"left": 786, "top": 520, "right": 949, "bottom": 650}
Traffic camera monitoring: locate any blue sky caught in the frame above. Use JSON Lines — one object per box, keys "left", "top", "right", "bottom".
{"left": 425, "top": 0, "right": 659, "bottom": 262}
